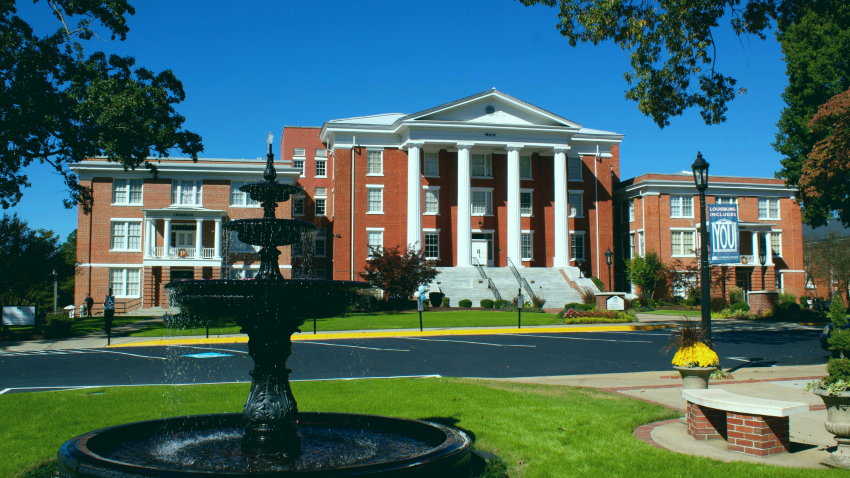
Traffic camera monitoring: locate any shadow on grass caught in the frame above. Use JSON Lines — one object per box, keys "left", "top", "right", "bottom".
{"left": 419, "top": 416, "right": 478, "bottom": 443}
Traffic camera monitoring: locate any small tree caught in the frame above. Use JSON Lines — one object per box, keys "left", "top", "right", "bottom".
{"left": 625, "top": 251, "right": 665, "bottom": 299}
{"left": 359, "top": 245, "right": 438, "bottom": 307}
{"left": 829, "top": 299, "right": 850, "bottom": 360}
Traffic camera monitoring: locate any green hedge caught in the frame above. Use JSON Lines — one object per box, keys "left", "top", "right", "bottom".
{"left": 442, "top": 297, "right": 451, "bottom": 307}
{"left": 730, "top": 302, "right": 750, "bottom": 312}
{"left": 562, "top": 317, "right": 636, "bottom": 324}
{"left": 494, "top": 299, "right": 509, "bottom": 309}
{"left": 564, "top": 302, "right": 594, "bottom": 311}
{"left": 458, "top": 299, "right": 472, "bottom": 308}
{"left": 43, "top": 314, "right": 74, "bottom": 338}
{"left": 480, "top": 299, "right": 494, "bottom": 309}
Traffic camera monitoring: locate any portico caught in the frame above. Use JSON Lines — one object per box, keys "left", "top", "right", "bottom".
{"left": 141, "top": 207, "right": 226, "bottom": 264}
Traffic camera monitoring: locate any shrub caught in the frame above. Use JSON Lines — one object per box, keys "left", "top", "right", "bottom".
{"left": 799, "top": 295, "right": 811, "bottom": 307}
{"left": 458, "top": 299, "right": 472, "bottom": 308}
{"left": 825, "top": 357, "right": 850, "bottom": 385}
{"left": 729, "top": 287, "right": 744, "bottom": 304}
{"left": 442, "top": 297, "right": 451, "bottom": 307}
{"left": 778, "top": 291, "right": 798, "bottom": 305}
{"left": 709, "top": 297, "right": 728, "bottom": 313}
{"left": 562, "top": 316, "right": 636, "bottom": 324}
{"left": 777, "top": 301, "right": 801, "bottom": 316}
{"left": 589, "top": 276, "right": 605, "bottom": 292}
{"left": 560, "top": 309, "right": 635, "bottom": 322}
{"left": 629, "top": 298, "right": 641, "bottom": 309}
{"left": 577, "top": 286, "right": 596, "bottom": 305}
{"left": 646, "top": 298, "right": 656, "bottom": 309}
{"left": 494, "top": 299, "right": 508, "bottom": 309}
{"left": 682, "top": 298, "right": 696, "bottom": 308}
{"left": 564, "top": 302, "right": 583, "bottom": 310}
{"left": 730, "top": 302, "right": 750, "bottom": 312}
{"left": 480, "top": 299, "right": 494, "bottom": 309}
{"left": 429, "top": 292, "right": 444, "bottom": 307}
{"left": 687, "top": 288, "right": 701, "bottom": 303}
{"left": 44, "top": 313, "right": 74, "bottom": 338}
{"left": 530, "top": 293, "right": 547, "bottom": 309}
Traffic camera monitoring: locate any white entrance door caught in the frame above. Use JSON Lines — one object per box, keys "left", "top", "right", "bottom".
{"left": 171, "top": 231, "right": 194, "bottom": 258}
{"left": 471, "top": 240, "right": 488, "bottom": 267}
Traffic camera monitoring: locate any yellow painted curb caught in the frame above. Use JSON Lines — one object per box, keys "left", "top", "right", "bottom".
{"left": 110, "top": 324, "right": 673, "bottom": 348}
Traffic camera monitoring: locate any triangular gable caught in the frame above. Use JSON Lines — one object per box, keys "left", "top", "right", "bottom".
{"left": 402, "top": 89, "right": 582, "bottom": 128}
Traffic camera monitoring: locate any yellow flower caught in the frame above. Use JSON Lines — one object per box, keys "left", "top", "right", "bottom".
{"left": 672, "top": 342, "right": 719, "bottom": 368}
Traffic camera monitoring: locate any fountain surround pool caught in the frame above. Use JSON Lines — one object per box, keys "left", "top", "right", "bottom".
{"left": 56, "top": 139, "right": 473, "bottom": 476}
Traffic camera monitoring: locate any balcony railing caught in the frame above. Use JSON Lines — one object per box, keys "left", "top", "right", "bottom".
{"left": 149, "top": 247, "right": 218, "bottom": 259}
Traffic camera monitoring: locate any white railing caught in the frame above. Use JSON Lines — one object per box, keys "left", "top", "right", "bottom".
{"left": 148, "top": 247, "right": 220, "bottom": 260}
{"left": 738, "top": 255, "right": 756, "bottom": 265}
{"left": 202, "top": 248, "right": 216, "bottom": 259}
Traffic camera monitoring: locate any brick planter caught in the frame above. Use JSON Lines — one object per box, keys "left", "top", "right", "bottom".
{"left": 749, "top": 291, "right": 779, "bottom": 316}
{"left": 726, "top": 413, "right": 791, "bottom": 456}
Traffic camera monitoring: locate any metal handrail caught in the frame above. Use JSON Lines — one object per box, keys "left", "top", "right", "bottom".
{"left": 488, "top": 278, "right": 502, "bottom": 301}
{"left": 471, "top": 257, "right": 487, "bottom": 279}
{"left": 507, "top": 257, "right": 535, "bottom": 299}
{"left": 473, "top": 257, "right": 500, "bottom": 300}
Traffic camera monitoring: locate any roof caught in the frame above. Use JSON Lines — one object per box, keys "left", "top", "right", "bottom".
{"left": 328, "top": 113, "right": 407, "bottom": 125}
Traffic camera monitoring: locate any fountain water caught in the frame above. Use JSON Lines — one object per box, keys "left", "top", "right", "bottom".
{"left": 57, "top": 136, "right": 473, "bottom": 476}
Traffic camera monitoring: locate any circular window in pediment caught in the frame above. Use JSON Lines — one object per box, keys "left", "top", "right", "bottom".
{"left": 485, "top": 105, "right": 495, "bottom": 114}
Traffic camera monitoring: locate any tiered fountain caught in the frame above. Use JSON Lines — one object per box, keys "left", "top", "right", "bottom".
{"left": 57, "top": 136, "right": 472, "bottom": 476}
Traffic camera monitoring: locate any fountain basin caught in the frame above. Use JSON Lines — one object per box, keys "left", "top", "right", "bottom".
{"left": 227, "top": 219, "right": 316, "bottom": 247}
{"left": 57, "top": 412, "right": 473, "bottom": 476}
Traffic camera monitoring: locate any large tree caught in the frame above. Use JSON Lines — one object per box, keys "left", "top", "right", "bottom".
{"left": 0, "top": 0, "right": 203, "bottom": 213}
{"left": 0, "top": 213, "right": 64, "bottom": 313}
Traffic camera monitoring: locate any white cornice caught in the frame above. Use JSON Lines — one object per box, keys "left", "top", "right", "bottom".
{"left": 614, "top": 179, "right": 797, "bottom": 199}
{"left": 71, "top": 160, "right": 301, "bottom": 183}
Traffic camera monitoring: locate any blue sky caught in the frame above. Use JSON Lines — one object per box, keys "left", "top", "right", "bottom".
{"left": 9, "top": 0, "right": 789, "bottom": 241}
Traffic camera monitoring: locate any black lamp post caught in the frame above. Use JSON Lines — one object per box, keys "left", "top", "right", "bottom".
{"left": 52, "top": 269, "right": 57, "bottom": 314}
{"left": 691, "top": 152, "right": 711, "bottom": 341}
{"left": 605, "top": 247, "right": 613, "bottom": 291}
{"left": 576, "top": 258, "right": 584, "bottom": 278}
{"left": 759, "top": 247, "right": 767, "bottom": 291}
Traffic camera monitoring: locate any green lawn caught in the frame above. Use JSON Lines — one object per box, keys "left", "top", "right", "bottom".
{"left": 1, "top": 315, "right": 154, "bottom": 340}
{"left": 129, "top": 310, "right": 565, "bottom": 337}
{"left": 7, "top": 378, "right": 839, "bottom": 478}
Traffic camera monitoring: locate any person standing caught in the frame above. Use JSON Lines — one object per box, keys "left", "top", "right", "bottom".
{"left": 85, "top": 293, "right": 94, "bottom": 318}
{"left": 104, "top": 289, "right": 115, "bottom": 345}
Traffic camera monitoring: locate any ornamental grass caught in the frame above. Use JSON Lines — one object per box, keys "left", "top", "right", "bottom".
{"left": 665, "top": 318, "right": 719, "bottom": 368}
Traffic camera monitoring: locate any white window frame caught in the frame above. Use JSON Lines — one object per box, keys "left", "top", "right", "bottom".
{"left": 293, "top": 149, "right": 306, "bottom": 177}
{"left": 571, "top": 231, "right": 586, "bottom": 261}
{"left": 315, "top": 158, "right": 327, "bottom": 178}
{"left": 366, "top": 228, "right": 384, "bottom": 259}
{"left": 314, "top": 227, "right": 327, "bottom": 258}
{"left": 109, "top": 268, "right": 141, "bottom": 298}
{"left": 229, "top": 267, "right": 258, "bottom": 280}
{"left": 423, "top": 151, "right": 439, "bottom": 177}
{"left": 670, "top": 195, "right": 694, "bottom": 218}
{"left": 366, "top": 185, "right": 384, "bottom": 214}
{"left": 771, "top": 230, "right": 782, "bottom": 257}
{"left": 471, "top": 188, "right": 494, "bottom": 216}
{"left": 622, "top": 232, "right": 635, "bottom": 260}
{"left": 521, "top": 230, "right": 533, "bottom": 261}
{"left": 171, "top": 180, "right": 203, "bottom": 207}
{"left": 628, "top": 198, "right": 635, "bottom": 222}
{"left": 638, "top": 229, "right": 645, "bottom": 257}
{"left": 230, "top": 180, "right": 260, "bottom": 207}
{"left": 568, "top": 190, "right": 583, "bottom": 218}
{"left": 112, "top": 179, "right": 143, "bottom": 206}
{"left": 759, "top": 198, "right": 780, "bottom": 220}
{"left": 716, "top": 196, "right": 738, "bottom": 205}
{"left": 568, "top": 157, "right": 582, "bottom": 182}
{"left": 367, "top": 149, "right": 383, "bottom": 176}
{"left": 520, "top": 155, "right": 532, "bottom": 180}
{"left": 471, "top": 153, "right": 492, "bottom": 178}
{"left": 671, "top": 228, "right": 697, "bottom": 257}
{"left": 291, "top": 195, "right": 305, "bottom": 216}
{"left": 423, "top": 186, "right": 440, "bottom": 215}
{"left": 315, "top": 193, "right": 327, "bottom": 217}
{"left": 110, "top": 219, "right": 143, "bottom": 252}
{"left": 423, "top": 228, "right": 440, "bottom": 260}
{"left": 520, "top": 189, "right": 533, "bottom": 216}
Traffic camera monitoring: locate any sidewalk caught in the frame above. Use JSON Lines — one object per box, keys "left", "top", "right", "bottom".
{"left": 498, "top": 364, "right": 833, "bottom": 469}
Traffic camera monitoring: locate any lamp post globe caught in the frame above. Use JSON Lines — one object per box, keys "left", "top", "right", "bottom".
{"left": 605, "top": 247, "right": 613, "bottom": 291}
{"left": 691, "top": 152, "right": 711, "bottom": 341}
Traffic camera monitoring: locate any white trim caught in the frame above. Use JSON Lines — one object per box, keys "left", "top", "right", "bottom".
{"left": 670, "top": 195, "right": 695, "bottom": 218}
{"left": 314, "top": 158, "right": 328, "bottom": 178}
{"left": 366, "top": 185, "right": 384, "bottom": 214}
{"left": 671, "top": 228, "right": 698, "bottom": 257}
{"left": 109, "top": 218, "right": 144, "bottom": 252}
{"left": 423, "top": 230, "right": 440, "bottom": 260}
{"left": 770, "top": 228, "right": 783, "bottom": 257}
{"left": 521, "top": 230, "right": 534, "bottom": 261}
{"left": 568, "top": 157, "right": 583, "bottom": 182}
{"left": 471, "top": 187, "right": 494, "bottom": 216}
{"left": 758, "top": 198, "right": 781, "bottom": 220}
{"left": 77, "top": 263, "right": 144, "bottom": 268}
{"left": 423, "top": 187, "right": 440, "bottom": 215}
{"left": 568, "top": 189, "right": 584, "bottom": 218}
{"left": 110, "top": 178, "right": 144, "bottom": 206}
{"left": 520, "top": 188, "right": 533, "bottom": 217}
{"left": 365, "top": 227, "right": 385, "bottom": 231}
{"left": 570, "top": 230, "right": 586, "bottom": 262}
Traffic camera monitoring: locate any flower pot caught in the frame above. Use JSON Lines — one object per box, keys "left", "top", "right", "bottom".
{"left": 815, "top": 389, "right": 850, "bottom": 468}
{"left": 673, "top": 366, "right": 716, "bottom": 389}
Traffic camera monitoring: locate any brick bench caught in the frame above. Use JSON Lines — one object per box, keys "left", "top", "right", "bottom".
{"left": 682, "top": 389, "right": 809, "bottom": 457}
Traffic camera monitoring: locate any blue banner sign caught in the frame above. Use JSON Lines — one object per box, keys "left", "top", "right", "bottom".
{"left": 708, "top": 204, "right": 740, "bottom": 264}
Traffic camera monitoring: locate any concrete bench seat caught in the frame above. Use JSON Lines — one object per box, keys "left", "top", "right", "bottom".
{"left": 681, "top": 389, "right": 809, "bottom": 457}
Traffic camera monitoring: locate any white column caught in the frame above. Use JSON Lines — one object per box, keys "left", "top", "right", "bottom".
{"left": 751, "top": 231, "right": 759, "bottom": 265}
{"left": 195, "top": 219, "right": 203, "bottom": 258}
{"left": 456, "top": 143, "right": 474, "bottom": 267}
{"left": 163, "top": 219, "right": 172, "bottom": 258}
{"left": 553, "top": 148, "right": 569, "bottom": 267}
{"left": 407, "top": 142, "right": 423, "bottom": 250}
{"left": 765, "top": 231, "right": 774, "bottom": 265}
{"left": 214, "top": 219, "right": 222, "bottom": 259}
{"left": 143, "top": 219, "right": 153, "bottom": 259}
{"left": 506, "top": 145, "right": 523, "bottom": 266}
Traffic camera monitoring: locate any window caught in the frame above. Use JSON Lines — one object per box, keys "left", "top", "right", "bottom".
{"left": 670, "top": 196, "right": 693, "bottom": 218}
{"left": 424, "top": 232, "right": 439, "bottom": 259}
{"left": 230, "top": 181, "right": 260, "bottom": 207}
{"left": 367, "top": 186, "right": 383, "bottom": 213}
{"left": 623, "top": 233, "right": 635, "bottom": 259}
{"left": 315, "top": 148, "right": 327, "bottom": 158}
{"left": 759, "top": 198, "right": 780, "bottom": 219}
{"left": 367, "top": 230, "right": 383, "bottom": 258}
{"left": 569, "top": 192, "right": 582, "bottom": 217}
{"left": 716, "top": 197, "right": 738, "bottom": 205}
{"left": 315, "top": 199, "right": 326, "bottom": 216}
{"left": 315, "top": 159, "right": 327, "bottom": 177}
{"left": 229, "top": 230, "right": 254, "bottom": 252}
{"left": 109, "top": 268, "right": 140, "bottom": 297}
{"left": 111, "top": 221, "right": 142, "bottom": 251}
{"left": 292, "top": 196, "right": 304, "bottom": 215}
{"left": 638, "top": 231, "right": 645, "bottom": 257}
{"left": 424, "top": 152, "right": 439, "bottom": 176}
{"left": 771, "top": 232, "right": 782, "bottom": 257}
{"left": 571, "top": 233, "right": 585, "bottom": 260}
{"left": 568, "top": 158, "right": 582, "bottom": 181}
{"left": 112, "top": 179, "right": 143, "bottom": 205}
{"left": 293, "top": 159, "right": 304, "bottom": 175}
{"left": 671, "top": 230, "right": 696, "bottom": 256}
{"left": 229, "top": 268, "right": 257, "bottom": 280}
{"left": 315, "top": 227, "right": 327, "bottom": 257}
{"left": 293, "top": 148, "right": 305, "bottom": 157}
{"left": 520, "top": 156, "right": 532, "bottom": 179}
{"left": 367, "top": 150, "right": 383, "bottom": 175}
{"left": 471, "top": 190, "right": 493, "bottom": 215}
{"left": 521, "top": 233, "right": 533, "bottom": 260}
{"left": 292, "top": 239, "right": 303, "bottom": 257}
{"left": 520, "top": 191, "right": 532, "bottom": 216}
{"left": 314, "top": 269, "right": 327, "bottom": 279}
{"left": 424, "top": 188, "right": 439, "bottom": 214}
{"left": 471, "top": 154, "right": 492, "bottom": 177}
{"left": 171, "top": 180, "right": 202, "bottom": 206}
{"left": 628, "top": 199, "right": 635, "bottom": 222}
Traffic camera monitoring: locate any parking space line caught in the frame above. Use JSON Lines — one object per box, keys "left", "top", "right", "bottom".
{"left": 504, "top": 333, "right": 652, "bottom": 343}
{"left": 403, "top": 337, "right": 535, "bottom": 347}
{"left": 0, "top": 388, "right": 10, "bottom": 395}
{"left": 297, "top": 342, "right": 409, "bottom": 352}
{"left": 171, "top": 345, "right": 249, "bottom": 354}
{"left": 94, "top": 349, "right": 167, "bottom": 360}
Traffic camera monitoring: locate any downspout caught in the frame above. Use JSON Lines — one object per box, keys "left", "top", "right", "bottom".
{"left": 641, "top": 190, "right": 646, "bottom": 256}
{"left": 594, "top": 145, "right": 600, "bottom": 279}
{"left": 88, "top": 182, "right": 93, "bottom": 295}
{"left": 350, "top": 135, "right": 355, "bottom": 281}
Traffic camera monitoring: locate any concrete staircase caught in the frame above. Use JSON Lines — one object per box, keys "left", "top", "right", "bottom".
{"left": 428, "top": 267, "right": 497, "bottom": 307}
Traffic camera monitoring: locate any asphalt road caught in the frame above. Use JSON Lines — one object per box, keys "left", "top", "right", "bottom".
{"left": 0, "top": 324, "right": 829, "bottom": 394}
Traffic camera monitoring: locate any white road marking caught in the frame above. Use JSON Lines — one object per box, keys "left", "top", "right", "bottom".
{"left": 403, "top": 337, "right": 535, "bottom": 347}
{"left": 93, "top": 349, "right": 167, "bottom": 360}
{"left": 505, "top": 333, "right": 651, "bottom": 343}
{"left": 297, "top": 341, "right": 409, "bottom": 352}
{"left": 170, "top": 345, "right": 249, "bottom": 354}
{"left": 0, "top": 388, "right": 10, "bottom": 395}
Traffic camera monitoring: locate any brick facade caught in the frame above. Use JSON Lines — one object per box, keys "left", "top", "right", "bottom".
{"left": 686, "top": 402, "right": 791, "bottom": 457}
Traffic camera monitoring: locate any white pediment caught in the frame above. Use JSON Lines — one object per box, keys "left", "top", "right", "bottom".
{"left": 412, "top": 93, "right": 577, "bottom": 128}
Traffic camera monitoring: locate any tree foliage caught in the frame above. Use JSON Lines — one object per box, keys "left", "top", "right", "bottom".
{"left": 806, "top": 232, "right": 850, "bottom": 305}
{"left": 0, "top": 0, "right": 203, "bottom": 213}
{"left": 625, "top": 251, "right": 665, "bottom": 299}
{"left": 359, "top": 245, "right": 438, "bottom": 304}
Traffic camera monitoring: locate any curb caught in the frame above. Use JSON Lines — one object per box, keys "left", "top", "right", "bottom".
{"left": 109, "top": 324, "right": 675, "bottom": 348}
{"left": 633, "top": 419, "right": 681, "bottom": 449}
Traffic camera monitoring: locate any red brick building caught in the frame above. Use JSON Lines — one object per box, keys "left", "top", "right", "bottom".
{"left": 613, "top": 172, "right": 805, "bottom": 301}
